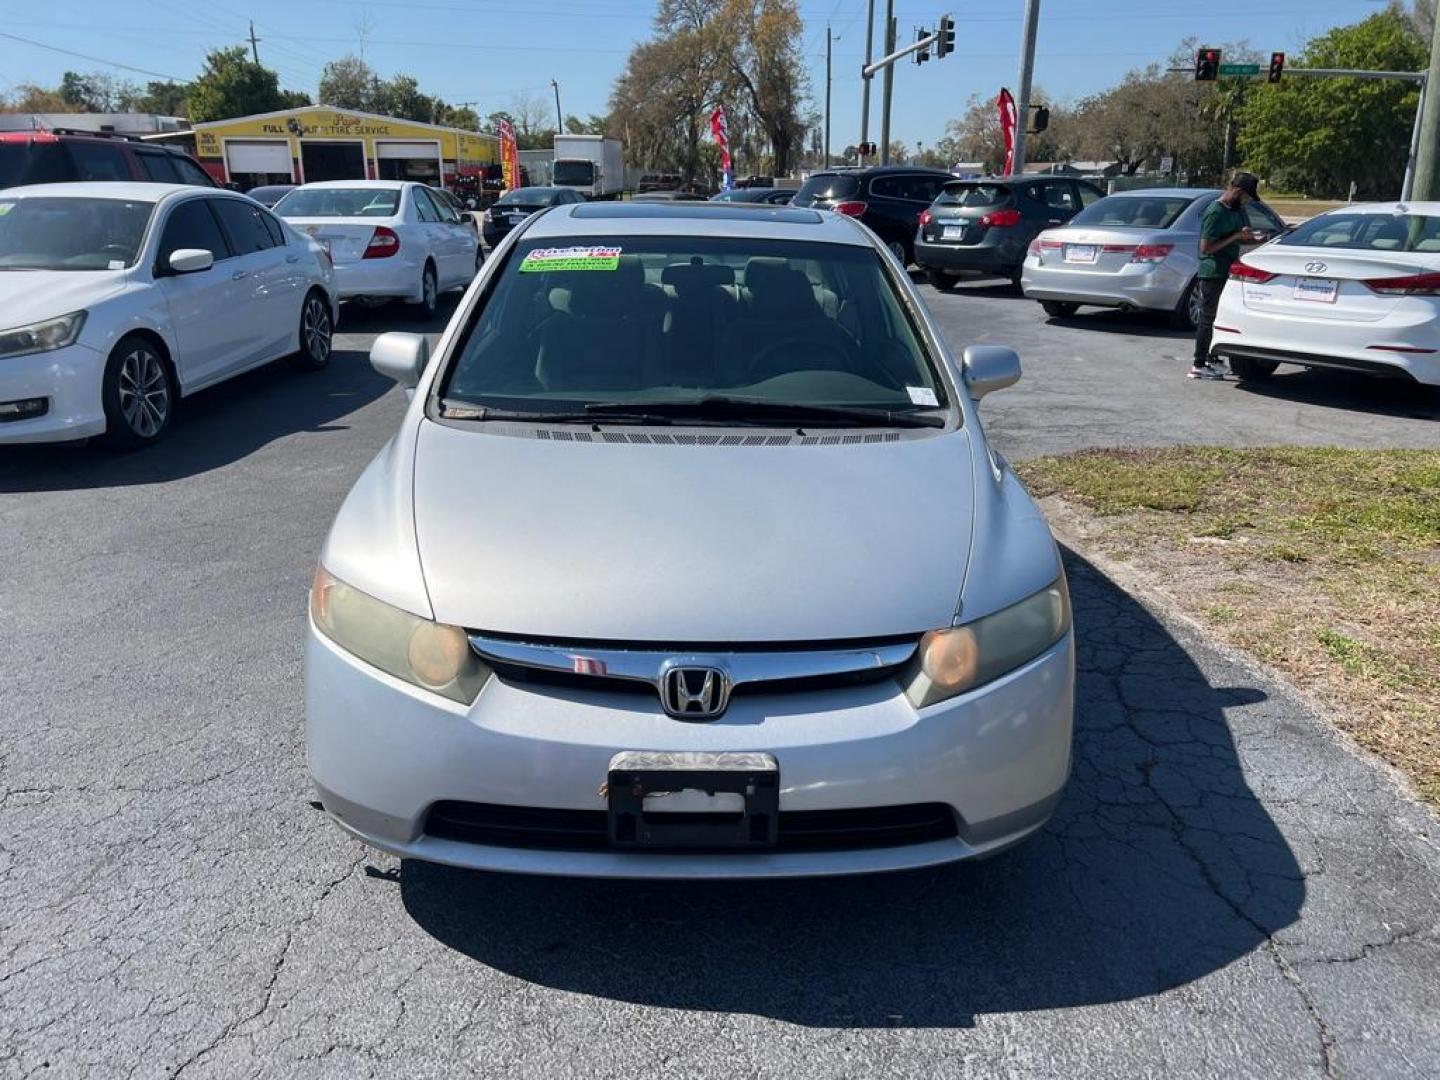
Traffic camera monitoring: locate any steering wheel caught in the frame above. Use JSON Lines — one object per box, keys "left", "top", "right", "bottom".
{"left": 747, "top": 335, "right": 856, "bottom": 383}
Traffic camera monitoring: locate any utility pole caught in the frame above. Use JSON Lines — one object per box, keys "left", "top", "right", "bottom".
{"left": 247, "top": 20, "right": 261, "bottom": 65}
{"left": 824, "top": 25, "right": 832, "bottom": 167}
{"left": 550, "top": 80, "right": 563, "bottom": 133}
{"left": 879, "top": 4, "right": 896, "bottom": 163}
{"left": 1412, "top": 9, "right": 1440, "bottom": 199}
{"left": 859, "top": 0, "right": 875, "bottom": 164}
{"left": 1013, "top": 0, "right": 1041, "bottom": 175}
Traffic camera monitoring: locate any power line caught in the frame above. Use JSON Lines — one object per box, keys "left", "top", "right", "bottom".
{"left": 0, "top": 31, "right": 187, "bottom": 82}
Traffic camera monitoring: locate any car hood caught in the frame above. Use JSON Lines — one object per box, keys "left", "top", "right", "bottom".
{"left": 412, "top": 420, "right": 975, "bottom": 642}
{"left": 0, "top": 270, "right": 127, "bottom": 328}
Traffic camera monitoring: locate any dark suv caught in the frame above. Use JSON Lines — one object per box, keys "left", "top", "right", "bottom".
{"left": 915, "top": 175, "right": 1104, "bottom": 288}
{"left": 791, "top": 166, "right": 954, "bottom": 266}
{"left": 0, "top": 130, "right": 217, "bottom": 190}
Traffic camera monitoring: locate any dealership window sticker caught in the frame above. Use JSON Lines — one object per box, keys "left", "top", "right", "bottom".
{"left": 519, "top": 246, "right": 623, "bottom": 272}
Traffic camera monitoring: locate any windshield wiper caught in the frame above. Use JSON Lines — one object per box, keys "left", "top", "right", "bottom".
{"left": 584, "top": 396, "right": 947, "bottom": 428}
{"left": 439, "top": 399, "right": 669, "bottom": 425}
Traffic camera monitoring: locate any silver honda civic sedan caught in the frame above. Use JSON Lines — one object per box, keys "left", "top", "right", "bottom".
{"left": 306, "top": 201, "right": 1075, "bottom": 878}
{"left": 1020, "top": 187, "right": 1287, "bottom": 328}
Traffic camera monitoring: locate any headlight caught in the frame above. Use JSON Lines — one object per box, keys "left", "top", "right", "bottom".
{"left": 902, "top": 575, "right": 1071, "bottom": 709}
{"left": 310, "top": 565, "right": 491, "bottom": 704}
{"left": 0, "top": 311, "right": 87, "bottom": 359}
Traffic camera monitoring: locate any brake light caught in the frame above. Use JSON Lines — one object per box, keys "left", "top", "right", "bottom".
{"left": 363, "top": 226, "right": 400, "bottom": 259}
{"left": 1131, "top": 243, "right": 1174, "bottom": 264}
{"left": 981, "top": 208, "right": 1021, "bottom": 227}
{"left": 832, "top": 200, "right": 868, "bottom": 217}
{"left": 919, "top": 209, "right": 933, "bottom": 226}
{"left": 1029, "top": 233, "right": 1063, "bottom": 257}
{"left": 1229, "top": 259, "right": 1276, "bottom": 283}
{"left": 1364, "top": 271, "right": 1440, "bottom": 295}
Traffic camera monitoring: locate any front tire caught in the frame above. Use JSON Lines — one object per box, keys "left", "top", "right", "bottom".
{"left": 413, "top": 263, "right": 438, "bottom": 318}
{"left": 289, "top": 290, "right": 333, "bottom": 371}
{"left": 886, "top": 238, "right": 910, "bottom": 267}
{"left": 101, "top": 335, "right": 173, "bottom": 449}
{"left": 1228, "top": 356, "right": 1279, "bottom": 381}
{"left": 1041, "top": 300, "right": 1079, "bottom": 318}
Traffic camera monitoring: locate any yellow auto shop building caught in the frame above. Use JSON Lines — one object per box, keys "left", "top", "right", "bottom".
{"left": 191, "top": 106, "right": 498, "bottom": 189}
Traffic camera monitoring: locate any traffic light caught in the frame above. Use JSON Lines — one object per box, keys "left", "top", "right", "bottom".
{"left": 936, "top": 15, "right": 955, "bottom": 59}
{"left": 915, "top": 27, "right": 930, "bottom": 64}
{"left": 1195, "top": 47, "right": 1220, "bottom": 82}
{"left": 1268, "top": 51, "right": 1285, "bottom": 83}
{"left": 857, "top": 141, "right": 876, "bottom": 158}
{"left": 1031, "top": 106, "right": 1050, "bottom": 135}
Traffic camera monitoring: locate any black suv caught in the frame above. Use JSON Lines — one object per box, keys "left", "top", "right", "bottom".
{"left": 791, "top": 166, "right": 955, "bottom": 266}
{"left": 915, "top": 175, "right": 1104, "bottom": 288}
{"left": 0, "top": 129, "right": 216, "bottom": 190}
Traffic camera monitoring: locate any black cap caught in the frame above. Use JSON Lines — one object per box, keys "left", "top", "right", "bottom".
{"left": 1230, "top": 170, "right": 1259, "bottom": 198}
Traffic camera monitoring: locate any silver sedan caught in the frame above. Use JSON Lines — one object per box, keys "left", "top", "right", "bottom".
{"left": 1020, "top": 187, "right": 1286, "bottom": 328}
{"left": 306, "top": 202, "right": 1075, "bottom": 878}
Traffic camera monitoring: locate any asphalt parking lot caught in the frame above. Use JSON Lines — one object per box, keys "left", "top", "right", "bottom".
{"left": 1, "top": 285, "right": 1437, "bottom": 1079}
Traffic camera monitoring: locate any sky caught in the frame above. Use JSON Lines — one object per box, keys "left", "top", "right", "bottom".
{"left": 0, "top": 0, "right": 1398, "bottom": 152}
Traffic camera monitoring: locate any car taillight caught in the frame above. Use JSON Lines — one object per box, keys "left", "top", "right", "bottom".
{"left": 1029, "top": 233, "right": 1063, "bottom": 256}
{"left": 919, "top": 209, "right": 933, "bottom": 226}
{"left": 363, "top": 226, "right": 400, "bottom": 259}
{"left": 832, "top": 200, "right": 868, "bottom": 217}
{"left": 1229, "top": 259, "right": 1276, "bottom": 283}
{"left": 1364, "top": 270, "right": 1440, "bottom": 295}
{"left": 981, "top": 208, "right": 1021, "bottom": 227}
{"left": 1131, "top": 243, "right": 1174, "bottom": 264}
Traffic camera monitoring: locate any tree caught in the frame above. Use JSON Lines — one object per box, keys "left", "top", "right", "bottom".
{"left": 131, "top": 81, "right": 191, "bottom": 116}
{"left": 318, "top": 54, "right": 377, "bottom": 110}
{"left": 371, "top": 74, "right": 438, "bottom": 123}
{"left": 719, "top": 0, "right": 810, "bottom": 175}
{"left": 1, "top": 84, "right": 70, "bottom": 112}
{"left": 940, "top": 87, "right": 1072, "bottom": 174}
{"left": 439, "top": 105, "right": 480, "bottom": 131}
{"left": 1238, "top": 10, "right": 1426, "bottom": 195}
{"left": 187, "top": 47, "right": 310, "bottom": 123}
{"left": 58, "top": 71, "right": 140, "bottom": 112}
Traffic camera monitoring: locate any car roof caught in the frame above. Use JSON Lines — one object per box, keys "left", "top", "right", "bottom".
{"left": 296, "top": 180, "right": 407, "bottom": 189}
{"left": 1103, "top": 188, "right": 1220, "bottom": 198}
{"left": 813, "top": 166, "right": 953, "bottom": 177}
{"left": 0, "top": 181, "right": 230, "bottom": 201}
{"left": 1309, "top": 200, "right": 1440, "bottom": 214}
{"left": 525, "top": 201, "right": 870, "bottom": 245}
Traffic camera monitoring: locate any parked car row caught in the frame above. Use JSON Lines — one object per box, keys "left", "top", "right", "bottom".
{"left": 0, "top": 178, "right": 486, "bottom": 448}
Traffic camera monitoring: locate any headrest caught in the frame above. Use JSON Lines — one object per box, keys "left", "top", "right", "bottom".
{"left": 744, "top": 257, "right": 819, "bottom": 319}
{"left": 564, "top": 254, "right": 646, "bottom": 317}
{"left": 662, "top": 261, "right": 736, "bottom": 293}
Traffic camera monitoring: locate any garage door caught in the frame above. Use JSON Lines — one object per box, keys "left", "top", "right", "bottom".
{"left": 375, "top": 141, "right": 438, "bottom": 160}
{"left": 225, "top": 141, "right": 292, "bottom": 177}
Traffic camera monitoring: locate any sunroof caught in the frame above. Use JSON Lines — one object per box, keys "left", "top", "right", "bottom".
{"left": 570, "top": 203, "right": 824, "bottom": 224}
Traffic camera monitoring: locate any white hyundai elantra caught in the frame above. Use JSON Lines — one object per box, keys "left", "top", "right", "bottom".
{"left": 1210, "top": 202, "right": 1440, "bottom": 385}
{"left": 0, "top": 182, "right": 336, "bottom": 447}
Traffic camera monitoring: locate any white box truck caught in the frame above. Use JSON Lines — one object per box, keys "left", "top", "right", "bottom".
{"left": 552, "top": 135, "right": 624, "bottom": 200}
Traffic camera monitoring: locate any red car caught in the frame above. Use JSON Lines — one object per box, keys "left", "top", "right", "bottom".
{"left": 0, "top": 130, "right": 216, "bottom": 190}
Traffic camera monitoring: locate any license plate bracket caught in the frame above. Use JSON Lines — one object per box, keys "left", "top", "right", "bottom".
{"left": 607, "top": 750, "right": 779, "bottom": 848}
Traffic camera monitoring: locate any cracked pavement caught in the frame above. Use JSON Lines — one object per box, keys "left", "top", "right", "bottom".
{"left": 1, "top": 289, "right": 1437, "bottom": 1079}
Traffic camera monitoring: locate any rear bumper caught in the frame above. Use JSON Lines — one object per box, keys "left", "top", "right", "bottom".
{"left": 1020, "top": 257, "right": 1190, "bottom": 312}
{"left": 332, "top": 254, "right": 425, "bottom": 301}
{"left": 915, "top": 236, "right": 1020, "bottom": 275}
{"left": 1211, "top": 291, "right": 1440, "bottom": 385}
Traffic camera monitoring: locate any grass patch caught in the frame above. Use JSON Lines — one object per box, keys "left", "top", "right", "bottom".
{"left": 1260, "top": 194, "right": 1348, "bottom": 220}
{"left": 1020, "top": 446, "right": 1440, "bottom": 805}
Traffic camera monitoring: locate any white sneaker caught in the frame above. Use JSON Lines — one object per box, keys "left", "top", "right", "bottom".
{"left": 1188, "top": 364, "right": 1226, "bottom": 380}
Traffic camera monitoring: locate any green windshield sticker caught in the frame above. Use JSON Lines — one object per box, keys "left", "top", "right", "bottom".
{"left": 519, "top": 245, "right": 622, "bottom": 272}
{"left": 0, "top": 203, "right": 13, "bottom": 217}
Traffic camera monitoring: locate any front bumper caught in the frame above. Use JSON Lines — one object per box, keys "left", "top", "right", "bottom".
{"left": 332, "top": 255, "right": 425, "bottom": 302}
{"left": 0, "top": 341, "right": 108, "bottom": 445}
{"left": 1020, "top": 257, "right": 1189, "bottom": 313}
{"left": 1210, "top": 291, "right": 1440, "bottom": 385}
{"left": 306, "top": 622, "right": 1076, "bottom": 879}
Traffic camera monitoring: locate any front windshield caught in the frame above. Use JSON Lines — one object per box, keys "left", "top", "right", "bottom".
{"left": 1069, "top": 195, "right": 1194, "bottom": 230}
{"left": 553, "top": 161, "right": 595, "bottom": 186}
{"left": 0, "top": 196, "right": 154, "bottom": 270}
{"left": 1280, "top": 212, "right": 1440, "bottom": 253}
{"left": 440, "top": 235, "right": 947, "bottom": 417}
{"left": 275, "top": 187, "right": 400, "bottom": 218}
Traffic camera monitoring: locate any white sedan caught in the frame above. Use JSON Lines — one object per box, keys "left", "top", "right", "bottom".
{"left": 0, "top": 182, "right": 336, "bottom": 448}
{"left": 274, "top": 181, "right": 480, "bottom": 316}
{"left": 1210, "top": 201, "right": 1440, "bottom": 386}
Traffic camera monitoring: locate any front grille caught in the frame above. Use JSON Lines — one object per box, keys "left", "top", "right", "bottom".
{"left": 425, "top": 800, "right": 958, "bottom": 853}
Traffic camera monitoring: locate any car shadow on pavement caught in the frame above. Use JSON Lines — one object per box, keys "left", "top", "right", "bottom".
{"left": 398, "top": 549, "right": 1304, "bottom": 1027}
{"left": 0, "top": 349, "right": 393, "bottom": 493}
{"left": 1040, "top": 309, "right": 1194, "bottom": 341}
{"left": 1234, "top": 367, "right": 1440, "bottom": 421}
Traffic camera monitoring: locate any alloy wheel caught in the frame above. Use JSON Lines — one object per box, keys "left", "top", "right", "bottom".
{"left": 1187, "top": 284, "right": 1206, "bottom": 329}
{"left": 303, "top": 296, "right": 332, "bottom": 365}
{"left": 117, "top": 347, "right": 168, "bottom": 439}
{"left": 423, "top": 268, "right": 437, "bottom": 313}
{"left": 888, "top": 239, "right": 907, "bottom": 264}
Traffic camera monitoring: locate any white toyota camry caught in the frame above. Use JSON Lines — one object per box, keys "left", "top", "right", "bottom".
{"left": 274, "top": 181, "right": 481, "bottom": 316}
{"left": 1210, "top": 202, "right": 1440, "bottom": 386}
{"left": 0, "top": 182, "right": 336, "bottom": 447}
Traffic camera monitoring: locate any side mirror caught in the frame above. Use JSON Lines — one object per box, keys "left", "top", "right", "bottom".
{"left": 370, "top": 332, "right": 429, "bottom": 389}
{"left": 168, "top": 248, "right": 214, "bottom": 274}
{"left": 962, "top": 345, "right": 1022, "bottom": 399}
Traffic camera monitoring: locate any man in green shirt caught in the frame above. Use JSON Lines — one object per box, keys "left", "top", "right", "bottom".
{"left": 1191, "top": 170, "right": 1259, "bottom": 379}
